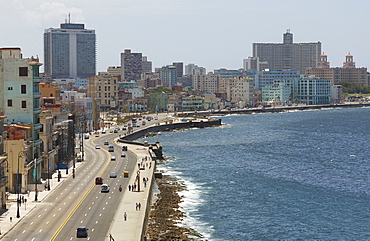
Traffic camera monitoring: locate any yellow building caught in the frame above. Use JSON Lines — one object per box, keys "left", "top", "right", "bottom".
{"left": 306, "top": 54, "right": 368, "bottom": 85}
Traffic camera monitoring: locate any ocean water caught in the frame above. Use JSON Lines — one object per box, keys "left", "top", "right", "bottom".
{"left": 142, "top": 107, "right": 370, "bottom": 240}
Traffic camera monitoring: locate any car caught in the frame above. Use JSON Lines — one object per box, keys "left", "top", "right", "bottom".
{"left": 111, "top": 156, "right": 116, "bottom": 161}
{"left": 114, "top": 129, "right": 118, "bottom": 133}
{"left": 110, "top": 172, "right": 117, "bottom": 178}
{"left": 124, "top": 124, "right": 128, "bottom": 127}
{"left": 121, "top": 152, "right": 126, "bottom": 157}
{"left": 104, "top": 141, "right": 109, "bottom": 145}
{"left": 101, "top": 184, "right": 110, "bottom": 192}
{"left": 95, "top": 177, "right": 103, "bottom": 185}
{"left": 84, "top": 134, "right": 89, "bottom": 139}
{"left": 77, "top": 226, "right": 88, "bottom": 238}
{"left": 102, "top": 130, "right": 106, "bottom": 134}
{"left": 109, "top": 129, "right": 114, "bottom": 133}
{"left": 95, "top": 145, "right": 100, "bottom": 149}
{"left": 116, "top": 127, "right": 120, "bottom": 130}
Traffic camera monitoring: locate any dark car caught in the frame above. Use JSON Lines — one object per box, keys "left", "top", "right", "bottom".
{"left": 77, "top": 226, "right": 88, "bottom": 238}
{"left": 95, "top": 177, "right": 103, "bottom": 185}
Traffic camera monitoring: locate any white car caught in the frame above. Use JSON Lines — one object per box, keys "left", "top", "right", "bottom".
{"left": 111, "top": 156, "right": 116, "bottom": 161}
{"left": 121, "top": 153, "right": 126, "bottom": 157}
{"left": 101, "top": 184, "right": 110, "bottom": 192}
{"left": 95, "top": 145, "right": 101, "bottom": 149}
{"left": 110, "top": 172, "right": 117, "bottom": 178}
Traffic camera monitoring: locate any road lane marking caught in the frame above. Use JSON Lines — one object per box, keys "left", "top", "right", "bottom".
{"left": 22, "top": 230, "right": 26, "bottom": 233}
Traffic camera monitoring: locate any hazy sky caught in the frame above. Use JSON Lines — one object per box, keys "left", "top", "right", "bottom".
{"left": 1, "top": 0, "right": 369, "bottom": 73}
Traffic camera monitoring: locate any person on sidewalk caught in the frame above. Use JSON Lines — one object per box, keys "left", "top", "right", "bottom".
{"left": 124, "top": 212, "right": 127, "bottom": 221}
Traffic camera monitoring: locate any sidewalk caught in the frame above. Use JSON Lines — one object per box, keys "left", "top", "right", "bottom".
{"left": 0, "top": 161, "right": 82, "bottom": 238}
{"left": 105, "top": 140, "right": 155, "bottom": 241}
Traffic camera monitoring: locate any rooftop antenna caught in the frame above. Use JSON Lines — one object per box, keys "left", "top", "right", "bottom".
{"left": 68, "top": 12, "right": 71, "bottom": 24}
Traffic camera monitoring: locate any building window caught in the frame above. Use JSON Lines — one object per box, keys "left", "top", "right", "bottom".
{"left": 19, "top": 67, "right": 28, "bottom": 76}
{"left": 21, "top": 85, "right": 26, "bottom": 94}
{"left": 22, "top": 101, "right": 26, "bottom": 108}
{"left": 7, "top": 99, "right": 12, "bottom": 107}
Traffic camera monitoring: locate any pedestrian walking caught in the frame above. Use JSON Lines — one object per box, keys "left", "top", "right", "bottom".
{"left": 138, "top": 203, "right": 141, "bottom": 210}
{"left": 135, "top": 203, "right": 138, "bottom": 211}
{"left": 124, "top": 212, "right": 127, "bottom": 221}
{"left": 128, "top": 185, "right": 131, "bottom": 191}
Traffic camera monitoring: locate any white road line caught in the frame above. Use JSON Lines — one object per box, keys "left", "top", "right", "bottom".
{"left": 30, "top": 222, "right": 33, "bottom": 225}
{"left": 58, "top": 208, "right": 61, "bottom": 211}
{"left": 38, "top": 215, "right": 41, "bottom": 218}
{"left": 53, "top": 214, "right": 56, "bottom": 217}
{"left": 22, "top": 230, "right": 26, "bottom": 233}
{"left": 39, "top": 229, "right": 42, "bottom": 232}
{"left": 46, "top": 221, "right": 49, "bottom": 224}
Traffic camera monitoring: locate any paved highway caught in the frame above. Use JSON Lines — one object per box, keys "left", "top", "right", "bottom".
{"left": 2, "top": 114, "right": 168, "bottom": 240}
{"left": 2, "top": 128, "right": 133, "bottom": 240}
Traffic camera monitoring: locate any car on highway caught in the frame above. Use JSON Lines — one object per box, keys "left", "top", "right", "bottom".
{"left": 109, "top": 129, "right": 114, "bottom": 133}
{"left": 76, "top": 226, "right": 88, "bottom": 238}
{"left": 121, "top": 152, "right": 126, "bottom": 157}
{"left": 95, "top": 145, "right": 100, "bottom": 149}
{"left": 101, "top": 184, "right": 110, "bottom": 192}
{"left": 110, "top": 172, "right": 117, "bottom": 178}
{"left": 111, "top": 156, "right": 116, "bottom": 161}
{"left": 102, "top": 130, "right": 106, "bottom": 134}
{"left": 104, "top": 141, "right": 109, "bottom": 145}
{"left": 114, "top": 129, "right": 118, "bottom": 133}
{"left": 95, "top": 177, "right": 103, "bottom": 184}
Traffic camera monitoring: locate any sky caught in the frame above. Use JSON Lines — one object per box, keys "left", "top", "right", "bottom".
{"left": 1, "top": 0, "right": 369, "bottom": 73}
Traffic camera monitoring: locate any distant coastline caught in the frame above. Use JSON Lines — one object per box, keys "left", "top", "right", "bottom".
{"left": 179, "top": 102, "right": 370, "bottom": 117}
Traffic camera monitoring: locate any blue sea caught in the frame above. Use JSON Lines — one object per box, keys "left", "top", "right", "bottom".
{"left": 142, "top": 107, "right": 370, "bottom": 240}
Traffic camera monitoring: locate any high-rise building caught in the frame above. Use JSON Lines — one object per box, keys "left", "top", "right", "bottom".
{"left": 158, "top": 65, "right": 177, "bottom": 87}
{"left": 141, "top": 57, "right": 152, "bottom": 75}
{"left": 185, "top": 63, "right": 206, "bottom": 76}
{"left": 243, "top": 57, "right": 269, "bottom": 71}
{"left": 305, "top": 54, "right": 368, "bottom": 85}
{"left": 44, "top": 20, "right": 96, "bottom": 79}
{"left": 253, "top": 30, "right": 321, "bottom": 73}
{"left": 226, "top": 77, "right": 254, "bottom": 107}
{"left": 120, "top": 49, "right": 142, "bottom": 81}
{"left": 192, "top": 73, "right": 220, "bottom": 93}
{"left": 87, "top": 72, "right": 118, "bottom": 111}
{"left": 172, "top": 62, "right": 183, "bottom": 78}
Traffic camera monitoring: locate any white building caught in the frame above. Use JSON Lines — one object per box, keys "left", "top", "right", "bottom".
{"left": 226, "top": 76, "right": 254, "bottom": 107}
{"left": 126, "top": 87, "right": 144, "bottom": 99}
{"left": 192, "top": 72, "right": 220, "bottom": 93}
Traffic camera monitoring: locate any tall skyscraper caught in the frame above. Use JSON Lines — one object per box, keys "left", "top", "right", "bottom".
{"left": 44, "top": 19, "right": 96, "bottom": 79}
{"left": 172, "top": 62, "right": 183, "bottom": 78}
{"left": 120, "top": 49, "right": 142, "bottom": 81}
{"left": 253, "top": 30, "right": 321, "bottom": 73}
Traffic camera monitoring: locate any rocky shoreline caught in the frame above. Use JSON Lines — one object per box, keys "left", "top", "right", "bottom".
{"left": 145, "top": 175, "right": 203, "bottom": 240}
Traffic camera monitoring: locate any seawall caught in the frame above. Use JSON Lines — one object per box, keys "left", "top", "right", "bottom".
{"left": 180, "top": 103, "right": 370, "bottom": 117}
{"left": 118, "top": 118, "right": 222, "bottom": 142}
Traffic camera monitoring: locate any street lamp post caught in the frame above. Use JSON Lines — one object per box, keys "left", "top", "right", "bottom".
{"left": 34, "top": 150, "right": 38, "bottom": 202}
{"left": 47, "top": 152, "right": 50, "bottom": 191}
{"left": 17, "top": 150, "right": 26, "bottom": 218}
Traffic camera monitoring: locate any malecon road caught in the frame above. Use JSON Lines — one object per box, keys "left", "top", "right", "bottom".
{"left": 2, "top": 129, "right": 135, "bottom": 240}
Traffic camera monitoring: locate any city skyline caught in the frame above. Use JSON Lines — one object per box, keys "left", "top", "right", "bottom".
{"left": 1, "top": 0, "right": 369, "bottom": 74}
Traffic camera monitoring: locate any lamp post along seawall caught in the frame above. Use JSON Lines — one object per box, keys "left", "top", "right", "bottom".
{"left": 17, "top": 149, "right": 27, "bottom": 218}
